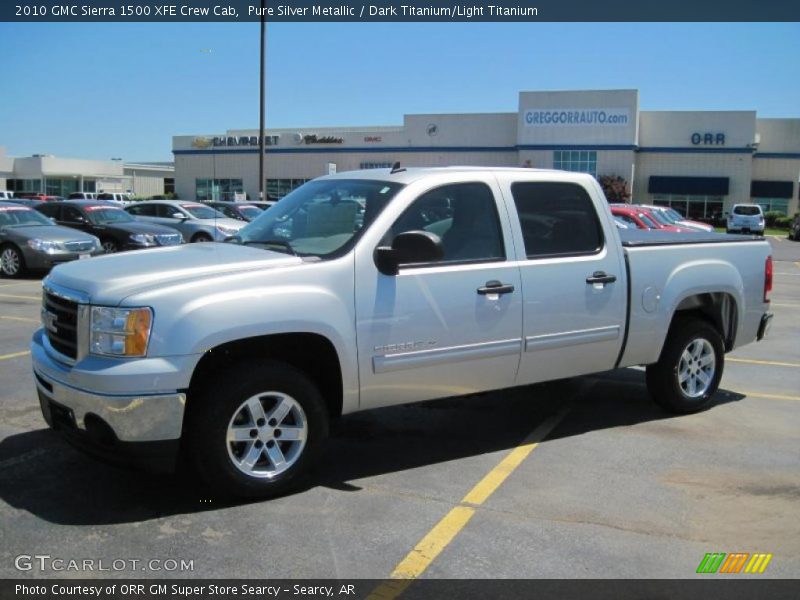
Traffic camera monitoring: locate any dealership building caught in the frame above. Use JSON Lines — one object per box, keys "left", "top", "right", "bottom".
{"left": 0, "top": 148, "right": 174, "bottom": 198}
{"left": 173, "top": 89, "right": 800, "bottom": 218}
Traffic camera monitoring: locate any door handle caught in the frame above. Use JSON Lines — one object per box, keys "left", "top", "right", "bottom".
{"left": 586, "top": 271, "right": 617, "bottom": 285}
{"left": 477, "top": 280, "right": 515, "bottom": 295}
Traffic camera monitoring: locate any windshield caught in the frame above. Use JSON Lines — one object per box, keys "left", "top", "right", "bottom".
{"left": 239, "top": 205, "right": 263, "bottom": 219}
{"left": 84, "top": 206, "right": 135, "bottom": 224}
{"left": 0, "top": 206, "right": 53, "bottom": 227}
{"left": 181, "top": 204, "right": 224, "bottom": 219}
{"left": 734, "top": 205, "right": 761, "bottom": 216}
{"left": 665, "top": 208, "right": 685, "bottom": 222}
{"left": 646, "top": 209, "right": 672, "bottom": 225}
{"left": 235, "top": 179, "right": 404, "bottom": 257}
{"left": 638, "top": 213, "right": 659, "bottom": 228}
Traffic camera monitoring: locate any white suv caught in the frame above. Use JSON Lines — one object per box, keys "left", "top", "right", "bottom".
{"left": 727, "top": 204, "right": 765, "bottom": 235}
{"left": 0, "top": 191, "right": 15, "bottom": 200}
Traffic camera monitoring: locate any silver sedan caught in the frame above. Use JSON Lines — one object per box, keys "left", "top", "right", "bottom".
{"left": 124, "top": 200, "right": 245, "bottom": 242}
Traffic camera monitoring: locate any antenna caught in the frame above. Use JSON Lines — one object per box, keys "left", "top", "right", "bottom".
{"left": 390, "top": 161, "right": 405, "bottom": 174}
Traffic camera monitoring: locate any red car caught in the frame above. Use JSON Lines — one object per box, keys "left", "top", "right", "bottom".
{"left": 16, "top": 193, "right": 59, "bottom": 202}
{"left": 610, "top": 205, "right": 687, "bottom": 232}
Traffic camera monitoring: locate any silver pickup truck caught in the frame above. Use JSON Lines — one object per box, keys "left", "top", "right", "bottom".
{"left": 31, "top": 167, "right": 774, "bottom": 498}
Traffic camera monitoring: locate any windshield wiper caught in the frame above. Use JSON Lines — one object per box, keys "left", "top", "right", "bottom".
{"left": 241, "top": 239, "right": 297, "bottom": 255}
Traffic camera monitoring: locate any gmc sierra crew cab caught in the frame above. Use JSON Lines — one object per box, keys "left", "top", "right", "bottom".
{"left": 31, "top": 167, "right": 774, "bottom": 498}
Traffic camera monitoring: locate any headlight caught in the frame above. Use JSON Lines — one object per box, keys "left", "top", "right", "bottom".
{"left": 216, "top": 225, "right": 239, "bottom": 236}
{"left": 90, "top": 306, "right": 153, "bottom": 357}
{"left": 27, "top": 239, "right": 64, "bottom": 254}
{"left": 130, "top": 233, "right": 156, "bottom": 245}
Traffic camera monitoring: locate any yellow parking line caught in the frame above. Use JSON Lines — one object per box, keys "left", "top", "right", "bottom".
{"left": 0, "top": 281, "right": 35, "bottom": 289}
{"left": 770, "top": 303, "right": 800, "bottom": 308}
{"left": 0, "top": 316, "right": 40, "bottom": 324}
{"left": 0, "top": 293, "right": 40, "bottom": 301}
{"left": 369, "top": 408, "right": 570, "bottom": 598}
{"left": 740, "top": 391, "right": 800, "bottom": 402}
{"left": 728, "top": 357, "right": 800, "bottom": 368}
{"left": 0, "top": 350, "right": 30, "bottom": 361}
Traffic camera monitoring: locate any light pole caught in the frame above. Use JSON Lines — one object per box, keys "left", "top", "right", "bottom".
{"left": 258, "top": 0, "right": 266, "bottom": 201}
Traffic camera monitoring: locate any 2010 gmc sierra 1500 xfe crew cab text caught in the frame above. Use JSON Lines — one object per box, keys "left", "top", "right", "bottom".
{"left": 31, "top": 167, "right": 774, "bottom": 498}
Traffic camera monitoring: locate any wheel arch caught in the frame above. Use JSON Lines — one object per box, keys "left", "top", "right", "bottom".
{"left": 185, "top": 332, "right": 345, "bottom": 429}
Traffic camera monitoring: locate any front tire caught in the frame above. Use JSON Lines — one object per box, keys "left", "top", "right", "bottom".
{"left": 185, "top": 360, "right": 329, "bottom": 499}
{"left": 646, "top": 317, "right": 724, "bottom": 414}
{"left": 101, "top": 240, "right": 118, "bottom": 254}
{"left": 0, "top": 244, "right": 25, "bottom": 278}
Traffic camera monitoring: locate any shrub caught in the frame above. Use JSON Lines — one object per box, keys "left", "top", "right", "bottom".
{"left": 764, "top": 211, "right": 783, "bottom": 227}
{"left": 774, "top": 216, "right": 792, "bottom": 229}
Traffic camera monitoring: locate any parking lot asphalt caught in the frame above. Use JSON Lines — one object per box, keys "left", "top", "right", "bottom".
{"left": 0, "top": 238, "right": 798, "bottom": 580}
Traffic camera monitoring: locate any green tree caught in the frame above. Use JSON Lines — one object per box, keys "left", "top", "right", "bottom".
{"left": 599, "top": 175, "right": 631, "bottom": 203}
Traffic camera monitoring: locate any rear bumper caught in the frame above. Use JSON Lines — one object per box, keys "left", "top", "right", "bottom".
{"left": 757, "top": 312, "right": 773, "bottom": 341}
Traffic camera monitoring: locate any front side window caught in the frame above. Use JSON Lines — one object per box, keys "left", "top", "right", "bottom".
{"left": 236, "top": 179, "right": 403, "bottom": 258}
{"left": 388, "top": 182, "right": 505, "bottom": 265}
{"left": 180, "top": 203, "right": 224, "bottom": 219}
{"left": 62, "top": 206, "right": 85, "bottom": 223}
{"left": 126, "top": 203, "right": 156, "bottom": 217}
{"left": 511, "top": 182, "right": 603, "bottom": 258}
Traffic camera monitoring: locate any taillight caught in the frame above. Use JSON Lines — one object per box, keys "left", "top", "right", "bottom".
{"left": 764, "top": 255, "right": 773, "bottom": 303}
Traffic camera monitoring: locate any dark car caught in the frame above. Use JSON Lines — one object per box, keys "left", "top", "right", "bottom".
{"left": 205, "top": 201, "right": 265, "bottom": 222}
{"left": 35, "top": 201, "right": 184, "bottom": 253}
{"left": 0, "top": 202, "right": 102, "bottom": 278}
{"left": 790, "top": 214, "right": 800, "bottom": 241}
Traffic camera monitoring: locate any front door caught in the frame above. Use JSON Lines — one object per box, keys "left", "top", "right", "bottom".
{"left": 355, "top": 179, "right": 523, "bottom": 410}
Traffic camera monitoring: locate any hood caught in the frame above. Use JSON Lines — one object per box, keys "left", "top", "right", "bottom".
{"left": 193, "top": 217, "right": 245, "bottom": 229}
{"left": 46, "top": 242, "right": 303, "bottom": 305}
{"left": 3, "top": 224, "right": 97, "bottom": 243}
{"left": 93, "top": 220, "right": 181, "bottom": 235}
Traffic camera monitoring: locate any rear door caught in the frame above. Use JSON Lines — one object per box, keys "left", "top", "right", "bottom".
{"left": 500, "top": 177, "right": 627, "bottom": 385}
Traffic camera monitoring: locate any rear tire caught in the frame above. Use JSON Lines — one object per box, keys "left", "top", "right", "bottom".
{"left": 191, "top": 233, "right": 213, "bottom": 243}
{"left": 0, "top": 244, "right": 25, "bottom": 278}
{"left": 185, "top": 360, "right": 329, "bottom": 499}
{"left": 646, "top": 317, "right": 724, "bottom": 414}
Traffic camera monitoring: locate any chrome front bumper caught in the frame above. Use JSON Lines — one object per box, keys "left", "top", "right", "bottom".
{"left": 32, "top": 330, "right": 187, "bottom": 443}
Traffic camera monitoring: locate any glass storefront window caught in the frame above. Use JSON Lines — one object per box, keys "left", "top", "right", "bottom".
{"left": 195, "top": 178, "right": 243, "bottom": 201}
{"left": 553, "top": 150, "right": 597, "bottom": 177}
{"left": 752, "top": 198, "right": 790, "bottom": 215}
{"left": 266, "top": 178, "right": 310, "bottom": 199}
{"left": 652, "top": 194, "right": 722, "bottom": 221}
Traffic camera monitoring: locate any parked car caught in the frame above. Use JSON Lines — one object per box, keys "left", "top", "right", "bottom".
{"left": 632, "top": 205, "right": 694, "bottom": 232}
{"left": 96, "top": 193, "right": 132, "bottom": 205}
{"left": 0, "top": 201, "right": 101, "bottom": 278}
{"left": 18, "top": 193, "right": 59, "bottom": 202}
{"left": 124, "top": 200, "right": 244, "bottom": 242}
{"left": 6, "top": 198, "right": 41, "bottom": 208}
{"left": 642, "top": 205, "right": 714, "bottom": 232}
{"left": 613, "top": 216, "right": 631, "bottom": 229}
{"left": 610, "top": 205, "right": 661, "bottom": 230}
{"left": 0, "top": 191, "right": 15, "bottom": 200}
{"left": 205, "top": 201, "right": 265, "bottom": 222}
{"left": 31, "top": 168, "right": 773, "bottom": 498}
{"left": 35, "top": 201, "right": 183, "bottom": 253}
{"left": 249, "top": 200, "right": 278, "bottom": 210}
{"left": 727, "top": 204, "right": 765, "bottom": 234}
{"left": 790, "top": 214, "right": 800, "bottom": 241}
{"left": 67, "top": 192, "right": 98, "bottom": 201}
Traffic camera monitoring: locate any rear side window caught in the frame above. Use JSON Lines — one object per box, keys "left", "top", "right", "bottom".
{"left": 511, "top": 182, "right": 604, "bottom": 258}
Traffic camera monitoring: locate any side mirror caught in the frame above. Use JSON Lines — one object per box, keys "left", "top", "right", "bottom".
{"left": 172, "top": 213, "right": 187, "bottom": 219}
{"left": 374, "top": 230, "right": 444, "bottom": 276}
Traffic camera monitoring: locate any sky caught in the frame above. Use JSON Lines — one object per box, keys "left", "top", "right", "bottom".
{"left": 0, "top": 22, "right": 798, "bottom": 161}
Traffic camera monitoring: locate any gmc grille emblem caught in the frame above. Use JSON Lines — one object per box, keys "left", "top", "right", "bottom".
{"left": 42, "top": 310, "right": 58, "bottom": 333}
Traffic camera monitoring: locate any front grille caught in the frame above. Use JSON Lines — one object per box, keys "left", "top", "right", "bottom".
{"left": 63, "top": 240, "right": 95, "bottom": 253}
{"left": 43, "top": 292, "right": 79, "bottom": 359}
{"left": 155, "top": 233, "right": 182, "bottom": 246}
